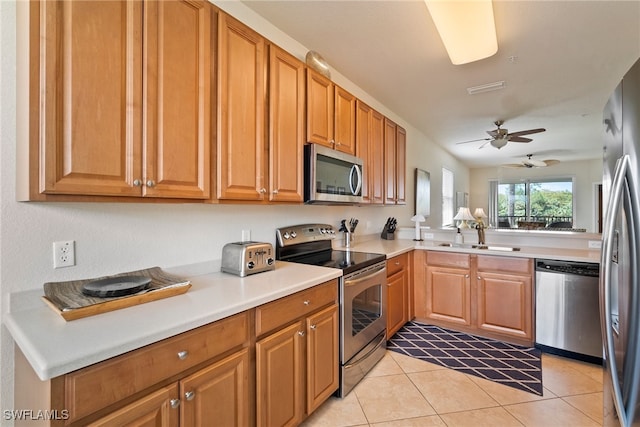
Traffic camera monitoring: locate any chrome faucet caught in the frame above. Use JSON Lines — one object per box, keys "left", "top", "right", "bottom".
{"left": 476, "top": 221, "right": 486, "bottom": 245}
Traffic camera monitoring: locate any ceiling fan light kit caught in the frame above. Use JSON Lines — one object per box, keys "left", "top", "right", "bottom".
{"left": 425, "top": 0, "right": 498, "bottom": 65}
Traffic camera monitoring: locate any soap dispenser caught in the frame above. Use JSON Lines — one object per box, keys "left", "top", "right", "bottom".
{"left": 454, "top": 227, "right": 464, "bottom": 244}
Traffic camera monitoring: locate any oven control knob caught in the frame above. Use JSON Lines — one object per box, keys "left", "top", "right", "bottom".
{"left": 267, "top": 258, "right": 274, "bottom": 265}
{"left": 247, "top": 261, "right": 255, "bottom": 270}
{"left": 283, "top": 232, "right": 290, "bottom": 240}
{"left": 291, "top": 231, "right": 297, "bottom": 238}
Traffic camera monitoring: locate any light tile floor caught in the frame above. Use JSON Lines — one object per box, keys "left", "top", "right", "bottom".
{"left": 303, "top": 350, "right": 604, "bottom": 427}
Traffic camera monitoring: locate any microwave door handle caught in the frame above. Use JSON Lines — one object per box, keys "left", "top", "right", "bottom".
{"left": 349, "top": 164, "right": 362, "bottom": 196}
{"left": 601, "top": 154, "right": 629, "bottom": 426}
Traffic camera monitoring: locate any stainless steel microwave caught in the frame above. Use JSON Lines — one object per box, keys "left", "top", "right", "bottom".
{"left": 304, "top": 143, "right": 363, "bottom": 204}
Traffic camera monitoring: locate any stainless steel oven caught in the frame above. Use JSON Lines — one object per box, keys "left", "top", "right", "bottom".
{"left": 276, "top": 224, "right": 387, "bottom": 397}
{"left": 341, "top": 261, "right": 387, "bottom": 396}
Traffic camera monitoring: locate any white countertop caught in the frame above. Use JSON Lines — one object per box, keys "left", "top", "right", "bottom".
{"left": 5, "top": 237, "right": 599, "bottom": 381}
{"left": 5, "top": 261, "right": 341, "bottom": 381}
{"left": 344, "top": 237, "right": 600, "bottom": 264}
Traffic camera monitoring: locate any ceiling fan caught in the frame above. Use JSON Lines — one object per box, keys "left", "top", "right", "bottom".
{"left": 503, "top": 154, "right": 560, "bottom": 168}
{"left": 456, "top": 120, "right": 546, "bottom": 149}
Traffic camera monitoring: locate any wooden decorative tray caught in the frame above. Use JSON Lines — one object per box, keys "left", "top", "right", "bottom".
{"left": 42, "top": 267, "right": 191, "bottom": 321}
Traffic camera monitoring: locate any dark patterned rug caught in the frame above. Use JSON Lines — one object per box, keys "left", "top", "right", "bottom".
{"left": 388, "top": 322, "right": 543, "bottom": 395}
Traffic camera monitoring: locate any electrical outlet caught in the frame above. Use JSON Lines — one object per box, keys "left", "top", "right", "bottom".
{"left": 588, "top": 240, "right": 602, "bottom": 249}
{"left": 423, "top": 233, "right": 435, "bottom": 240}
{"left": 53, "top": 240, "right": 75, "bottom": 268}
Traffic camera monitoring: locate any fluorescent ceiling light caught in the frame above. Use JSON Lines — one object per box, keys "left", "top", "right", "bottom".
{"left": 425, "top": 0, "right": 498, "bottom": 65}
{"left": 467, "top": 80, "right": 506, "bottom": 95}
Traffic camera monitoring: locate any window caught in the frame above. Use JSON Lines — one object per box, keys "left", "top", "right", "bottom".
{"left": 495, "top": 178, "right": 574, "bottom": 228}
{"left": 442, "top": 168, "right": 454, "bottom": 227}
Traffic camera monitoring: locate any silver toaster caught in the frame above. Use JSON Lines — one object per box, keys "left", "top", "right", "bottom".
{"left": 221, "top": 241, "right": 275, "bottom": 277}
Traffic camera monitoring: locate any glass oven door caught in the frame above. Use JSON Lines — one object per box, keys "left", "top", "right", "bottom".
{"left": 341, "top": 262, "right": 387, "bottom": 363}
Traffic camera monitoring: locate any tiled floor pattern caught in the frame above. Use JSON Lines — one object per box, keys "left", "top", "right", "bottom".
{"left": 303, "top": 350, "right": 604, "bottom": 427}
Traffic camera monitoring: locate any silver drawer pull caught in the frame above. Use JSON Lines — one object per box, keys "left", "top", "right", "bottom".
{"left": 177, "top": 350, "right": 188, "bottom": 360}
{"left": 303, "top": 300, "right": 310, "bottom": 306}
{"left": 310, "top": 324, "right": 317, "bottom": 330}
{"left": 170, "top": 399, "right": 180, "bottom": 409}
{"left": 185, "top": 391, "right": 195, "bottom": 401}
{"left": 298, "top": 331, "right": 305, "bottom": 336}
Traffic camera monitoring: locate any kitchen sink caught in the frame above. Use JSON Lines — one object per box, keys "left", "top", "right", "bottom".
{"left": 437, "top": 242, "right": 520, "bottom": 251}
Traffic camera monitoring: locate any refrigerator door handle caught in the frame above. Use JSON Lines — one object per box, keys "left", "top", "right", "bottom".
{"left": 601, "top": 155, "right": 630, "bottom": 426}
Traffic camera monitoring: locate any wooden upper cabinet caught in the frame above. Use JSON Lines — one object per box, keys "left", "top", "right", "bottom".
{"left": 268, "top": 45, "right": 305, "bottom": 203}
{"left": 36, "top": 0, "right": 143, "bottom": 197}
{"left": 334, "top": 86, "right": 356, "bottom": 154}
{"left": 143, "top": 0, "right": 211, "bottom": 199}
{"left": 356, "top": 101, "right": 384, "bottom": 205}
{"left": 217, "top": 12, "right": 267, "bottom": 201}
{"left": 306, "top": 69, "right": 334, "bottom": 148}
{"left": 383, "top": 118, "right": 406, "bottom": 205}
{"left": 306, "top": 69, "right": 356, "bottom": 155}
{"left": 32, "top": 0, "right": 211, "bottom": 200}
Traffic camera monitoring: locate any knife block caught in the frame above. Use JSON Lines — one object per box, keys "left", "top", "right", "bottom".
{"left": 380, "top": 230, "right": 395, "bottom": 240}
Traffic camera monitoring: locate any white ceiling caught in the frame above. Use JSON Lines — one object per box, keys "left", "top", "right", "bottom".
{"left": 242, "top": 0, "right": 640, "bottom": 168}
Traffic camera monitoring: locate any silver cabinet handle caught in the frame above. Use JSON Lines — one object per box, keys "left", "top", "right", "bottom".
{"left": 303, "top": 300, "right": 310, "bottom": 305}
{"left": 133, "top": 179, "right": 142, "bottom": 187}
{"left": 259, "top": 188, "right": 267, "bottom": 194}
{"left": 272, "top": 189, "right": 279, "bottom": 194}
{"left": 310, "top": 324, "right": 317, "bottom": 330}
{"left": 170, "top": 399, "right": 180, "bottom": 409}
{"left": 185, "top": 391, "right": 195, "bottom": 401}
{"left": 465, "top": 274, "right": 470, "bottom": 278}
{"left": 298, "top": 331, "right": 305, "bottom": 336}
{"left": 395, "top": 261, "right": 400, "bottom": 265}
{"left": 177, "top": 350, "right": 188, "bottom": 360}
{"left": 146, "top": 180, "right": 155, "bottom": 188}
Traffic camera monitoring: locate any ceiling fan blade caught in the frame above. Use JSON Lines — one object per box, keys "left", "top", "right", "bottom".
{"left": 486, "top": 130, "right": 499, "bottom": 138}
{"left": 455, "top": 137, "right": 490, "bottom": 145}
{"left": 544, "top": 159, "right": 560, "bottom": 166}
{"left": 507, "top": 128, "right": 546, "bottom": 137}
{"left": 509, "top": 136, "right": 533, "bottom": 143}
{"left": 523, "top": 159, "right": 547, "bottom": 167}
{"left": 478, "top": 140, "right": 491, "bottom": 149}
{"left": 502, "top": 163, "right": 524, "bottom": 168}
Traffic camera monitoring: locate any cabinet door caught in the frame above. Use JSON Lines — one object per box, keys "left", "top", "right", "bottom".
{"left": 355, "top": 101, "right": 372, "bottom": 204}
{"left": 476, "top": 272, "right": 533, "bottom": 340}
{"left": 268, "top": 46, "right": 305, "bottom": 202}
{"left": 181, "top": 349, "right": 250, "bottom": 427}
{"left": 425, "top": 266, "right": 472, "bottom": 326}
{"left": 306, "top": 304, "right": 339, "bottom": 414}
{"left": 395, "top": 126, "right": 406, "bottom": 205}
{"left": 256, "top": 321, "right": 305, "bottom": 427}
{"left": 386, "top": 270, "right": 407, "bottom": 338}
{"left": 306, "top": 69, "right": 334, "bottom": 148}
{"left": 370, "top": 110, "right": 386, "bottom": 205}
{"left": 38, "top": 0, "right": 143, "bottom": 196}
{"left": 87, "top": 384, "right": 179, "bottom": 427}
{"left": 334, "top": 86, "right": 356, "bottom": 154}
{"left": 217, "top": 13, "right": 266, "bottom": 200}
{"left": 384, "top": 118, "right": 397, "bottom": 204}
{"left": 143, "top": 0, "right": 211, "bottom": 199}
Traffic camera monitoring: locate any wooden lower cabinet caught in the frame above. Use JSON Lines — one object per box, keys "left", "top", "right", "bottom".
{"left": 386, "top": 252, "right": 411, "bottom": 337}
{"left": 87, "top": 384, "right": 179, "bottom": 427}
{"left": 88, "top": 349, "right": 249, "bottom": 427}
{"left": 255, "top": 280, "right": 339, "bottom": 427}
{"left": 416, "top": 251, "right": 534, "bottom": 346}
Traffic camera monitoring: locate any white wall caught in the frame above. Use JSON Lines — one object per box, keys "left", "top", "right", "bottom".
{"left": 468, "top": 158, "right": 603, "bottom": 231}
{"left": 0, "top": 0, "right": 469, "bottom": 415}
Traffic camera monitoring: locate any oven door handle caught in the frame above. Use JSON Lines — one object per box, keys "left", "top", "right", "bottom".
{"left": 344, "top": 265, "right": 386, "bottom": 287}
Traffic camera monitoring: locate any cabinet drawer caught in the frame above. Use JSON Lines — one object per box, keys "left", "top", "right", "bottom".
{"left": 65, "top": 311, "right": 249, "bottom": 422}
{"left": 477, "top": 255, "right": 532, "bottom": 274}
{"left": 386, "top": 252, "right": 408, "bottom": 277}
{"left": 256, "top": 279, "right": 338, "bottom": 337}
{"left": 426, "top": 251, "right": 470, "bottom": 268}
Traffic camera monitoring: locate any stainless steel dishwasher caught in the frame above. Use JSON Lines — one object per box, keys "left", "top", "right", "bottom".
{"left": 535, "top": 259, "right": 602, "bottom": 363}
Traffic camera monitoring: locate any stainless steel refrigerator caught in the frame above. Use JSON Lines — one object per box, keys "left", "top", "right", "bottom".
{"left": 602, "top": 57, "right": 640, "bottom": 427}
